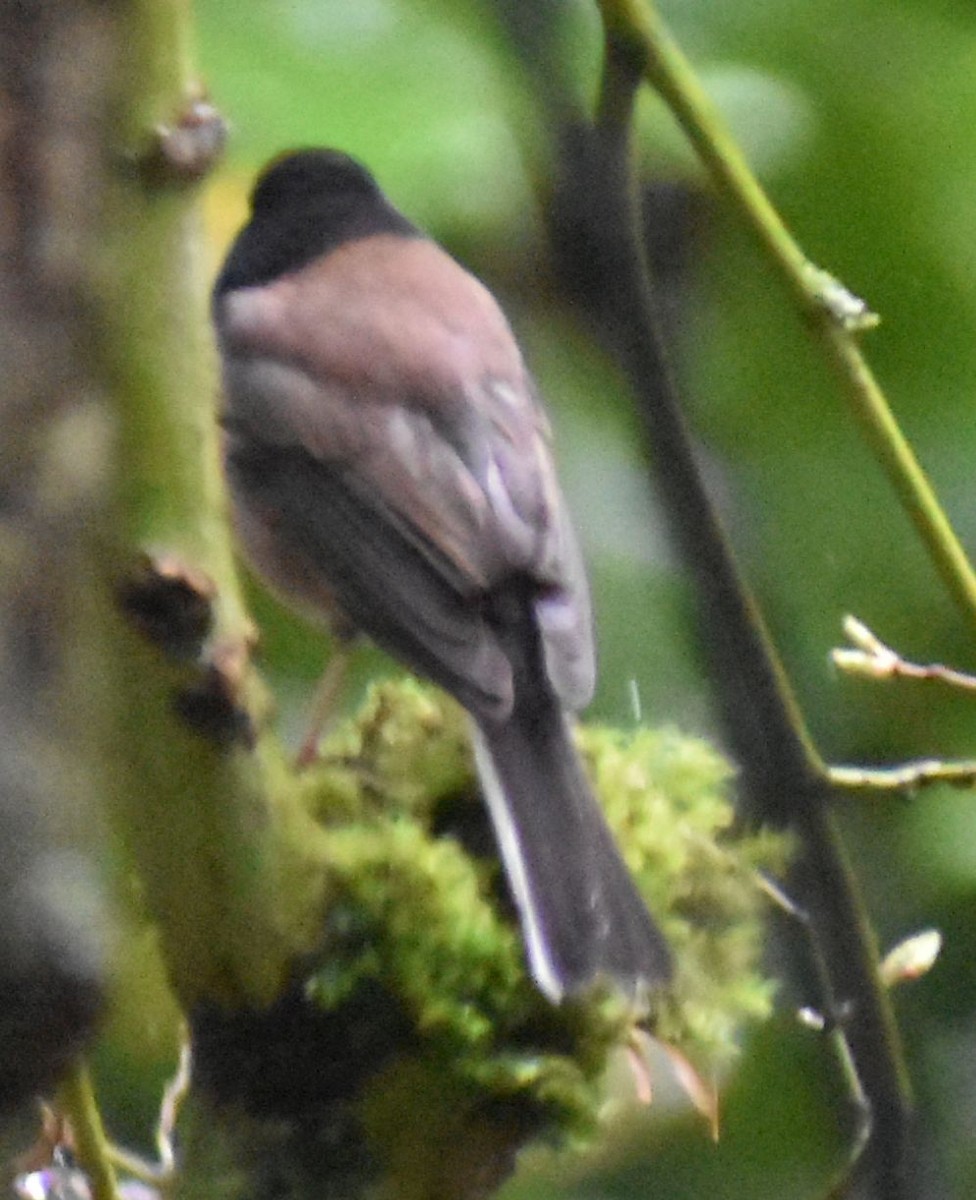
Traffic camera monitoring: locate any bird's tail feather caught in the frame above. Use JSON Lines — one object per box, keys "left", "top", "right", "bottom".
{"left": 472, "top": 700, "right": 671, "bottom": 1004}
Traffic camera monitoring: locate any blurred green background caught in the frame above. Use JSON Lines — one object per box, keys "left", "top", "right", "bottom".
{"left": 108, "top": 1, "right": 976, "bottom": 1196}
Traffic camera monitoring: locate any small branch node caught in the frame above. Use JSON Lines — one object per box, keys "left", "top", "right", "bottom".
{"left": 806, "top": 268, "right": 880, "bottom": 333}
{"left": 142, "top": 91, "right": 228, "bottom": 187}
{"left": 118, "top": 553, "right": 216, "bottom": 661}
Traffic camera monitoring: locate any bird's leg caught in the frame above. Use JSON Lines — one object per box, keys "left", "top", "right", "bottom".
{"left": 296, "top": 637, "right": 354, "bottom": 768}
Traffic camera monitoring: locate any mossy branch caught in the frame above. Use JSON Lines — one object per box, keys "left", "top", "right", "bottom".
{"left": 91, "top": 0, "right": 333, "bottom": 1009}
{"left": 182, "top": 681, "right": 785, "bottom": 1200}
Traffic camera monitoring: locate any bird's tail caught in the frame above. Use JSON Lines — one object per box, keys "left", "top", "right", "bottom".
{"left": 472, "top": 698, "right": 672, "bottom": 1004}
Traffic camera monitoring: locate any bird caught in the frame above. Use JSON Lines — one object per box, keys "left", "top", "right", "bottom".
{"left": 211, "top": 148, "right": 672, "bottom": 1004}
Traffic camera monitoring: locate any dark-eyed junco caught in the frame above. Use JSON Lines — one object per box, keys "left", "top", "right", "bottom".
{"left": 212, "top": 148, "right": 671, "bottom": 1003}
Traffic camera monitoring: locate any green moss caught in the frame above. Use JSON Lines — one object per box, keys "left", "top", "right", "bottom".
{"left": 578, "top": 724, "right": 789, "bottom": 1064}
{"left": 300, "top": 679, "right": 789, "bottom": 1144}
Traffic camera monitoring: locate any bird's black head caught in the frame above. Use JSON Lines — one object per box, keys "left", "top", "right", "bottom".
{"left": 250, "top": 149, "right": 381, "bottom": 217}
{"left": 214, "top": 147, "right": 421, "bottom": 297}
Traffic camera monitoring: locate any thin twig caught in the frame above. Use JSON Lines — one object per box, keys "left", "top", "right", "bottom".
{"left": 834, "top": 615, "right": 976, "bottom": 692}
{"left": 105, "top": 1035, "right": 192, "bottom": 1187}
{"left": 830, "top": 759, "right": 976, "bottom": 791}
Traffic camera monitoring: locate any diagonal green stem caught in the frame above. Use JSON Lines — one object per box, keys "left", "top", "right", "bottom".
{"left": 826, "top": 328, "right": 976, "bottom": 626}
{"left": 598, "top": 0, "right": 976, "bottom": 633}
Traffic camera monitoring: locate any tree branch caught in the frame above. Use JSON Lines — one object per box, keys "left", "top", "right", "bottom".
{"left": 583, "top": 8, "right": 918, "bottom": 1195}
{"left": 90, "top": 0, "right": 333, "bottom": 1009}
